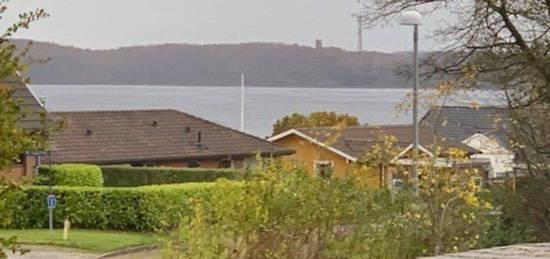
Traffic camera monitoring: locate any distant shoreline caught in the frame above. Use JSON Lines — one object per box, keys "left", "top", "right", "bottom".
{"left": 31, "top": 84, "right": 411, "bottom": 90}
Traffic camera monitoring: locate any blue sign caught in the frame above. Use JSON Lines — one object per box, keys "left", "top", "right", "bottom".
{"left": 47, "top": 194, "right": 56, "bottom": 209}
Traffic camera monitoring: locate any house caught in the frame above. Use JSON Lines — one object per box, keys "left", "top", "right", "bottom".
{"left": 421, "top": 106, "right": 514, "bottom": 179}
{"left": 269, "top": 125, "right": 488, "bottom": 189}
{"left": 46, "top": 109, "right": 294, "bottom": 168}
{"left": 1, "top": 75, "right": 49, "bottom": 179}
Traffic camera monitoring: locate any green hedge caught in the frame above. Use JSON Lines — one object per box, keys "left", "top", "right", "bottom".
{"left": 37, "top": 164, "right": 103, "bottom": 187}
{"left": 11, "top": 183, "right": 228, "bottom": 232}
{"left": 101, "top": 166, "right": 239, "bottom": 187}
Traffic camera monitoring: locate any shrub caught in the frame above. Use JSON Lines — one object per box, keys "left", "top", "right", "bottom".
{"left": 101, "top": 166, "right": 239, "bottom": 187}
{"left": 38, "top": 164, "right": 103, "bottom": 187}
{"left": 170, "top": 159, "right": 425, "bottom": 258}
{"left": 11, "top": 182, "right": 221, "bottom": 232}
{"left": 170, "top": 152, "right": 493, "bottom": 258}
{"left": 483, "top": 177, "right": 550, "bottom": 244}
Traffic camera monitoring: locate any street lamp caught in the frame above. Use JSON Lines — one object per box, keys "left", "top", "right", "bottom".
{"left": 400, "top": 10, "right": 422, "bottom": 188}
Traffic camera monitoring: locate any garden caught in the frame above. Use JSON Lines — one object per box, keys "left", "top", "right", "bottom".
{"left": 3, "top": 156, "right": 545, "bottom": 258}
{"left": 0, "top": 163, "right": 241, "bottom": 256}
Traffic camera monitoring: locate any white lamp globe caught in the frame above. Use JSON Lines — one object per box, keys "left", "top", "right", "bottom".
{"left": 400, "top": 10, "right": 422, "bottom": 25}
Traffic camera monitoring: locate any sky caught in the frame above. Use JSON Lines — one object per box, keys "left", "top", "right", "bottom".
{"left": 7, "top": 0, "right": 445, "bottom": 53}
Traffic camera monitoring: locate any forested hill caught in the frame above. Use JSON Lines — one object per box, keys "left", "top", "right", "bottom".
{"left": 14, "top": 40, "right": 410, "bottom": 87}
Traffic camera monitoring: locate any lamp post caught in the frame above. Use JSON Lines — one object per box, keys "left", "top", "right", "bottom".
{"left": 400, "top": 10, "right": 422, "bottom": 188}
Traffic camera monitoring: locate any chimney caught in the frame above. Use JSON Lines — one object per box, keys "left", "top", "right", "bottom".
{"left": 85, "top": 129, "right": 92, "bottom": 136}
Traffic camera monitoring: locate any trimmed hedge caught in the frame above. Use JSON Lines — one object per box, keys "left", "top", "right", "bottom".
{"left": 11, "top": 183, "right": 228, "bottom": 232}
{"left": 101, "top": 166, "right": 239, "bottom": 187}
{"left": 38, "top": 164, "right": 103, "bottom": 187}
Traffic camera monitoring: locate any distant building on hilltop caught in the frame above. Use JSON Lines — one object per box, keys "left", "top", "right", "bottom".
{"left": 315, "top": 39, "right": 323, "bottom": 49}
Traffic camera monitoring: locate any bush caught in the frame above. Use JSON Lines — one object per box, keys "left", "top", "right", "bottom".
{"left": 10, "top": 182, "right": 223, "bottom": 232}
{"left": 170, "top": 159, "right": 426, "bottom": 258}
{"left": 101, "top": 166, "right": 239, "bottom": 187}
{"left": 38, "top": 164, "right": 103, "bottom": 187}
{"left": 483, "top": 177, "right": 550, "bottom": 244}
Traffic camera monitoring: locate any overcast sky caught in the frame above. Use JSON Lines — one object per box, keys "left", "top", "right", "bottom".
{"left": 8, "top": 0, "right": 445, "bottom": 52}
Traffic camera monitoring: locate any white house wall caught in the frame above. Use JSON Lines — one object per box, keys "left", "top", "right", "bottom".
{"left": 463, "top": 133, "right": 514, "bottom": 178}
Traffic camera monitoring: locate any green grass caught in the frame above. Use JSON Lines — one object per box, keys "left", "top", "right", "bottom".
{"left": 0, "top": 229, "right": 159, "bottom": 253}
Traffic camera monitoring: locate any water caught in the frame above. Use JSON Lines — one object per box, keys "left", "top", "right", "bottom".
{"left": 29, "top": 85, "right": 500, "bottom": 137}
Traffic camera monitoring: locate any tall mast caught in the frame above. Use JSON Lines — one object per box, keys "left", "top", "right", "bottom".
{"left": 240, "top": 73, "right": 245, "bottom": 132}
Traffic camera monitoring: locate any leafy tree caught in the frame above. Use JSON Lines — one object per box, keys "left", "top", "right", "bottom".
{"left": 168, "top": 143, "right": 491, "bottom": 258}
{"left": 272, "top": 111, "right": 360, "bottom": 135}
{"left": 167, "top": 159, "right": 425, "bottom": 258}
{"left": 363, "top": 0, "right": 550, "bottom": 171}
{"left": 363, "top": 0, "right": 550, "bottom": 242}
{"left": 352, "top": 134, "right": 492, "bottom": 255}
{"left": 0, "top": 1, "right": 48, "bottom": 258}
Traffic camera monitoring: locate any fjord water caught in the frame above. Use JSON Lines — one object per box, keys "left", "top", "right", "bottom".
{"left": 29, "top": 85, "right": 499, "bottom": 137}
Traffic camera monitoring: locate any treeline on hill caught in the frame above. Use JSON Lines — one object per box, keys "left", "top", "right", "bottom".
{"left": 13, "top": 39, "right": 409, "bottom": 87}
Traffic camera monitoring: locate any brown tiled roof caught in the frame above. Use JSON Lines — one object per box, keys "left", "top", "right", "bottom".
{"left": 296, "top": 124, "right": 479, "bottom": 159}
{"left": 48, "top": 109, "right": 293, "bottom": 164}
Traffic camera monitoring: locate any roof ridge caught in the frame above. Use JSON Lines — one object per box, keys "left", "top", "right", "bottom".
{"left": 50, "top": 108, "right": 180, "bottom": 114}
{"left": 166, "top": 110, "right": 291, "bottom": 150}
{"left": 301, "top": 124, "right": 431, "bottom": 131}
{"left": 435, "top": 105, "right": 507, "bottom": 109}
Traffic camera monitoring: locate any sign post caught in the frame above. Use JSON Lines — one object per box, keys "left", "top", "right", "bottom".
{"left": 47, "top": 194, "right": 56, "bottom": 232}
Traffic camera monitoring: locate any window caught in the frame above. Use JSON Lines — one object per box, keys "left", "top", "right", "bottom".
{"left": 314, "top": 160, "right": 333, "bottom": 179}
{"left": 474, "top": 176, "right": 483, "bottom": 187}
{"left": 186, "top": 160, "right": 201, "bottom": 168}
{"left": 219, "top": 160, "right": 232, "bottom": 169}
{"left": 392, "top": 179, "right": 404, "bottom": 189}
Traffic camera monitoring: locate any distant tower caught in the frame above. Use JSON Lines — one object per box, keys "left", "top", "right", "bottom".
{"left": 315, "top": 39, "right": 323, "bottom": 49}
{"left": 352, "top": 0, "right": 364, "bottom": 52}
{"left": 351, "top": 14, "right": 364, "bottom": 52}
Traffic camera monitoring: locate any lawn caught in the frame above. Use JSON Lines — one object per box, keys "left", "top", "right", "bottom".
{"left": 0, "top": 229, "right": 159, "bottom": 253}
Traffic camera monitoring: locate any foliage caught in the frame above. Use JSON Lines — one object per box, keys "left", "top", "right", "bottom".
{"left": 0, "top": 1, "right": 48, "bottom": 257}
{"left": 363, "top": 0, "right": 550, "bottom": 181}
{"left": 100, "top": 166, "right": 239, "bottom": 187}
{"left": 37, "top": 164, "right": 103, "bottom": 187}
{"left": 169, "top": 159, "right": 426, "bottom": 258}
{"left": 272, "top": 111, "right": 360, "bottom": 135}
{"left": 0, "top": 5, "right": 48, "bottom": 171}
{"left": 485, "top": 178, "right": 550, "bottom": 242}
{"left": 481, "top": 212, "right": 537, "bottom": 247}
{"left": 353, "top": 134, "right": 492, "bottom": 255}
{"left": 364, "top": 1, "right": 550, "bottom": 248}
{"left": 0, "top": 229, "right": 158, "bottom": 253}
{"left": 0, "top": 180, "right": 27, "bottom": 258}
{"left": 413, "top": 151, "right": 492, "bottom": 255}
{"left": 362, "top": 0, "right": 549, "bottom": 103}
{"left": 9, "top": 183, "right": 218, "bottom": 232}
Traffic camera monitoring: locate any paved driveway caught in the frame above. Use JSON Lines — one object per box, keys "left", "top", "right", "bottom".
{"left": 422, "top": 243, "right": 550, "bottom": 259}
{"left": 6, "top": 245, "right": 161, "bottom": 259}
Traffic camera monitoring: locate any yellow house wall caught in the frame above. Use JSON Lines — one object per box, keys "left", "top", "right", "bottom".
{"left": 274, "top": 134, "right": 382, "bottom": 189}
